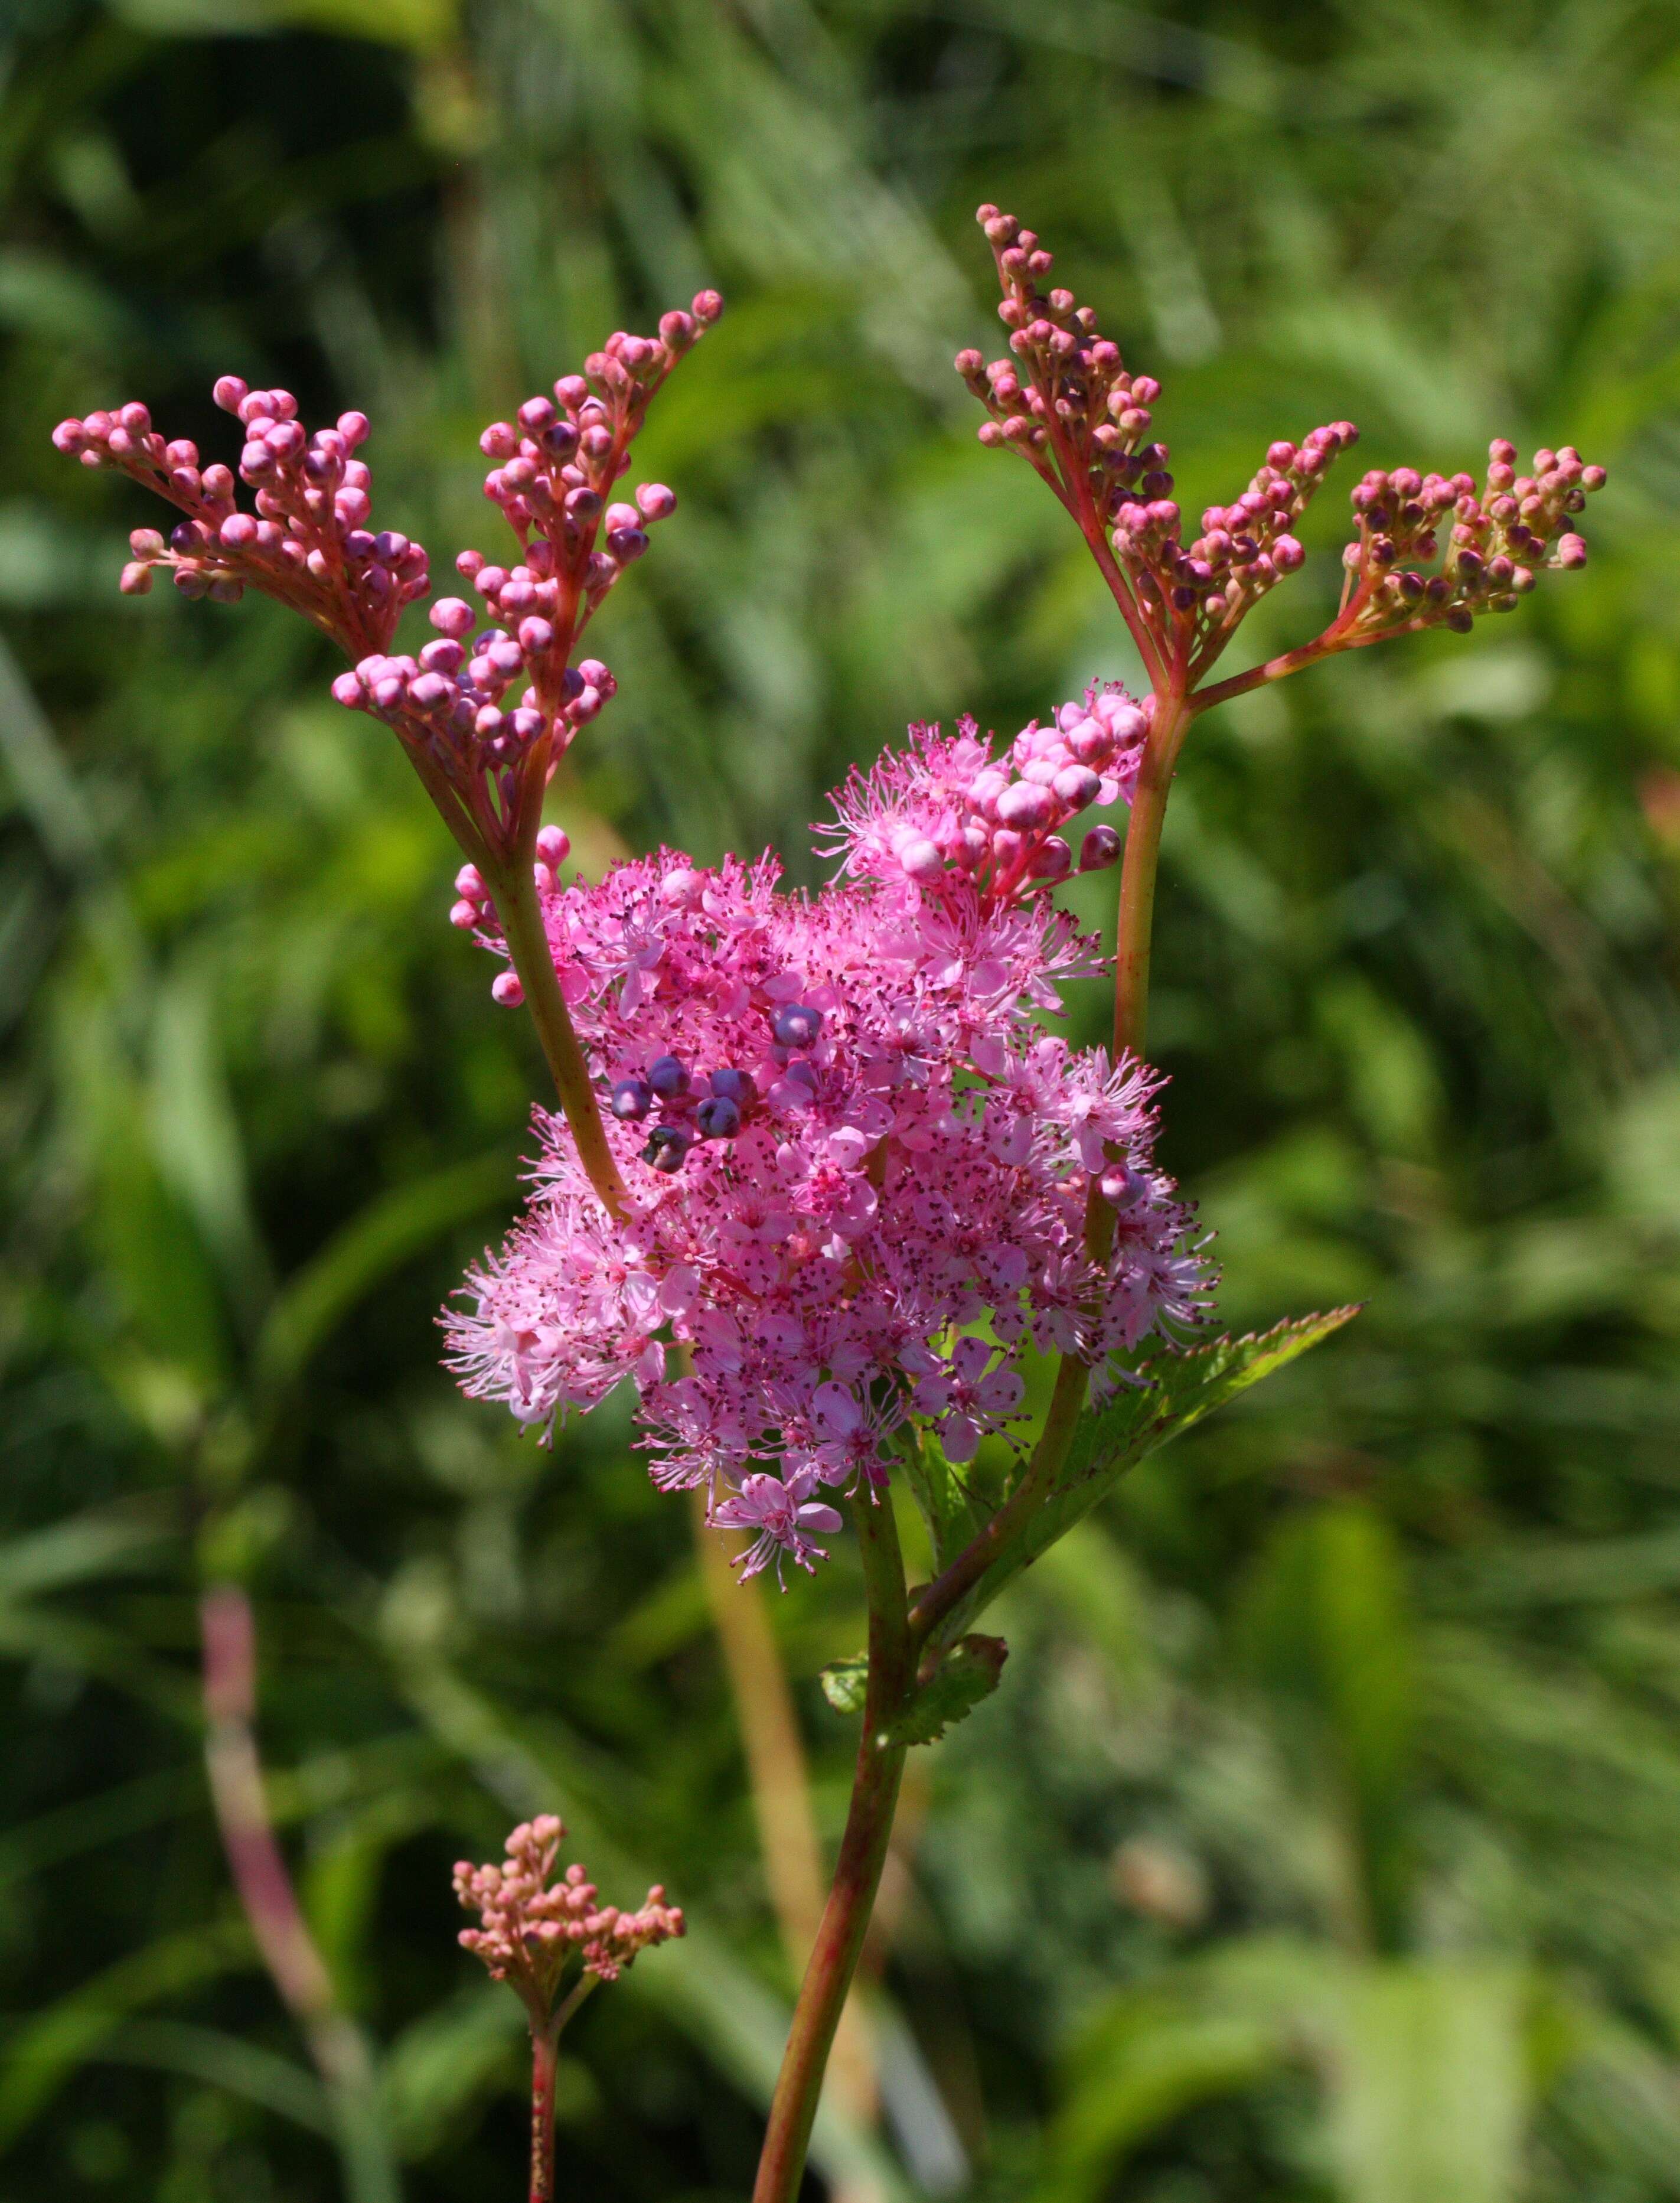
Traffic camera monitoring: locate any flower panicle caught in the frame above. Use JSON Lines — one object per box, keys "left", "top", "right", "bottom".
{"left": 51, "top": 289, "right": 723, "bottom": 868}
{"left": 816, "top": 693, "right": 1144, "bottom": 899}
{"left": 957, "top": 203, "right": 1606, "bottom": 692}
{"left": 334, "top": 295, "right": 721, "bottom": 863}
{"left": 454, "top": 1814, "right": 683, "bottom": 2029}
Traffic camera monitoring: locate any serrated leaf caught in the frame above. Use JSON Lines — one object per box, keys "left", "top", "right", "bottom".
{"left": 942, "top": 1309, "right": 1361, "bottom": 1644}
{"left": 885, "top": 1635, "right": 1008, "bottom": 1746}
{"left": 820, "top": 1653, "right": 870, "bottom": 1715}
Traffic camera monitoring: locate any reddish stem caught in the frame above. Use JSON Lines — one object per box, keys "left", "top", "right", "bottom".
{"left": 751, "top": 1496, "right": 911, "bottom": 2203}
{"left": 199, "top": 1586, "right": 397, "bottom": 2203}
{"left": 529, "top": 2022, "right": 560, "bottom": 2203}
{"left": 490, "top": 851, "right": 630, "bottom": 1220}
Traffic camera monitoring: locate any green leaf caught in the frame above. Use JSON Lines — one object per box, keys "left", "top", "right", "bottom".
{"left": 820, "top": 1652, "right": 870, "bottom": 1716}
{"left": 948, "top": 1308, "right": 1361, "bottom": 1642}
{"left": 1238, "top": 1505, "right": 1415, "bottom": 1944}
{"left": 885, "top": 1634, "right": 1008, "bottom": 1747}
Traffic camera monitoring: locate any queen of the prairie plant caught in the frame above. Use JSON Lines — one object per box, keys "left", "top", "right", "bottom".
{"left": 54, "top": 197, "right": 1604, "bottom": 2203}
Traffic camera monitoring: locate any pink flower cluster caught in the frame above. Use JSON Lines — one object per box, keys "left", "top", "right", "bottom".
{"left": 455, "top": 1816, "right": 683, "bottom": 2026}
{"left": 1340, "top": 441, "right": 1604, "bottom": 636}
{"left": 444, "top": 712, "right": 1213, "bottom": 1581}
{"left": 820, "top": 690, "right": 1147, "bottom": 897}
{"left": 52, "top": 380, "right": 421, "bottom": 661}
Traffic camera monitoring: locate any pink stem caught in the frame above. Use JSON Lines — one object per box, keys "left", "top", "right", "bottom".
{"left": 199, "top": 1586, "right": 397, "bottom": 2202}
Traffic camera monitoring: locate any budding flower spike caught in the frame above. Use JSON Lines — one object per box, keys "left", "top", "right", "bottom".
{"left": 455, "top": 1816, "right": 682, "bottom": 2203}
{"left": 455, "top": 1814, "right": 683, "bottom": 2026}
{"left": 56, "top": 295, "right": 722, "bottom": 1227}
{"left": 959, "top": 204, "right": 1605, "bottom": 716}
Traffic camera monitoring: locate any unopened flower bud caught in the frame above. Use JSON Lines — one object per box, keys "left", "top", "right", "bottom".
{"left": 697, "top": 1096, "right": 742, "bottom": 1139}
{"left": 899, "top": 836, "right": 945, "bottom": 883}
{"left": 1080, "top": 825, "right": 1123, "bottom": 871}
{"left": 612, "top": 1078, "right": 653, "bottom": 1121}
{"left": 771, "top": 1003, "right": 823, "bottom": 1048}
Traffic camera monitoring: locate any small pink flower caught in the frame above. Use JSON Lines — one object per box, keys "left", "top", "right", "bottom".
{"left": 713, "top": 1468, "right": 844, "bottom": 1585}
{"left": 914, "top": 1337, "right": 1026, "bottom": 1463}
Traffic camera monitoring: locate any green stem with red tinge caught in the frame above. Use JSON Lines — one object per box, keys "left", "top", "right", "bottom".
{"left": 490, "top": 853, "right": 629, "bottom": 1221}
{"left": 751, "top": 1494, "right": 911, "bottom": 2203}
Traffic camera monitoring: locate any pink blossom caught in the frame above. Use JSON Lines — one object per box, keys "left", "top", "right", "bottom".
{"left": 914, "top": 1335, "right": 1027, "bottom": 1463}
{"left": 443, "top": 718, "right": 1215, "bottom": 1580}
{"left": 713, "top": 1468, "right": 845, "bottom": 1585}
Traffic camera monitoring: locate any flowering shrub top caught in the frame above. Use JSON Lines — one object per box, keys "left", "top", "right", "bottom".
{"left": 443, "top": 707, "right": 1212, "bottom": 1580}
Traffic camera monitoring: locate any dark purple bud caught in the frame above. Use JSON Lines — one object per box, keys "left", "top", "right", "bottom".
{"left": 696, "top": 1096, "right": 742, "bottom": 1140}
{"left": 771, "top": 1003, "right": 823, "bottom": 1049}
{"left": 709, "top": 1067, "right": 758, "bottom": 1107}
{"left": 611, "top": 1078, "right": 653, "bottom": 1122}
{"left": 1079, "top": 825, "right": 1123, "bottom": 871}
{"left": 643, "top": 1126, "right": 693, "bottom": 1173}
{"left": 648, "top": 1054, "right": 690, "bottom": 1099}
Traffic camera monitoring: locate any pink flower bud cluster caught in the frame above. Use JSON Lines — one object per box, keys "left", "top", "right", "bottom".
{"left": 325, "top": 302, "right": 717, "bottom": 862}
{"left": 957, "top": 206, "right": 1605, "bottom": 693}
{"left": 1133, "top": 423, "right": 1358, "bottom": 631}
{"left": 1340, "top": 441, "right": 1607, "bottom": 636}
{"left": 54, "top": 298, "right": 720, "bottom": 870}
{"left": 819, "top": 688, "right": 1147, "bottom": 898}
{"left": 454, "top": 1816, "right": 683, "bottom": 2026}
{"left": 958, "top": 208, "right": 1360, "bottom": 657}
{"left": 333, "top": 611, "right": 618, "bottom": 848}
{"left": 52, "top": 383, "right": 421, "bottom": 661}
{"left": 444, "top": 719, "right": 1214, "bottom": 1583}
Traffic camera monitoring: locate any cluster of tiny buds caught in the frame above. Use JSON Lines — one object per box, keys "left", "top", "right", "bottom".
{"left": 53, "top": 380, "right": 424, "bottom": 656}
{"left": 333, "top": 602, "right": 616, "bottom": 768}
{"left": 954, "top": 208, "right": 1362, "bottom": 648}
{"left": 1134, "top": 424, "right": 1358, "bottom": 631}
{"left": 609, "top": 1002, "right": 823, "bottom": 1174}
{"left": 955, "top": 207, "right": 1606, "bottom": 667}
{"left": 468, "top": 296, "right": 719, "bottom": 563}
{"left": 454, "top": 1815, "right": 683, "bottom": 2023}
{"left": 1345, "top": 441, "right": 1605, "bottom": 633}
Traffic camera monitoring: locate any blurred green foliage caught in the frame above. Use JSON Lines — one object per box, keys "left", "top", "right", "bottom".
{"left": 5, "top": 1, "right": 1680, "bottom": 2198}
